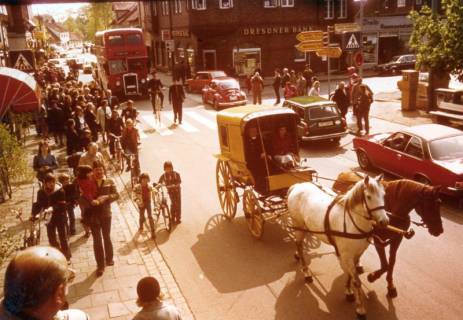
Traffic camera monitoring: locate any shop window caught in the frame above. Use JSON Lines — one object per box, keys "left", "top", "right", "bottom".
{"left": 294, "top": 48, "right": 306, "bottom": 62}
{"left": 174, "top": 0, "right": 182, "bottom": 14}
{"left": 324, "top": 0, "right": 334, "bottom": 19}
{"left": 397, "top": 0, "right": 406, "bottom": 7}
{"left": 281, "top": 0, "right": 294, "bottom": 7}
{"left": 339, "top": 0, "right": 347, "bottom": 19}
{"left": 192, "top": 0, "right": 207, "bottom": 10}
{"left": 264, "top": 0, "right": 279, "bottom": 8}
{"left": 362, "top": 34, "right": 377, "bottom": 64}
{"left": 220, "top": 0, "right": 233, "bottom": 9}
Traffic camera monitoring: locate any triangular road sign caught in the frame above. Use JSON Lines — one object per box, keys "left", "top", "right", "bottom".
{"left": 14, "top": 53, "right": 33, "bottom": 71}
{"left": 346, "top": 34, "right": 360, "bottom": 49}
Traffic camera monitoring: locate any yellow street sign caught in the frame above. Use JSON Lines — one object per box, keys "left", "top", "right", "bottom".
{"left": 295, "top": 41, "right": 324, "bottom": 52}
{"left": 334, "top": 23, "right": 361, "bottom": 33}
{"left": 316, "top": 47, "right": 343, "bottom": 58}
{"left": 296, "top": 31, "right": 324, "bottom": 42}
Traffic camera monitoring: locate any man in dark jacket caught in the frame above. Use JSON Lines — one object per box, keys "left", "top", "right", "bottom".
{"left": 33, "top": 173, "right": 71, "bottom": 261}
{"left": 147, "top": 72, "right": 164, "bottom": 109}
{"left": 273, "top": 69, "right": 282, "bottom": 105}
{"left": 84, "top": 160, "right": 119, "bottom": 276}
{"left": 47, "top": 101, "right": 65, "bottom": 147}
{"left": 169, "top": 80, "right": 185, "bottom": 124}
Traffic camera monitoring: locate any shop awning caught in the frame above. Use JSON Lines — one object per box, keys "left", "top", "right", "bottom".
{"left": 0, "top": 67, "right": 41, "bottom": 119}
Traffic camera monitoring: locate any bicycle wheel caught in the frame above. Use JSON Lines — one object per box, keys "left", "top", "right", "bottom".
{"left": 161, "top": 204, "right": 172, "bottom": 232}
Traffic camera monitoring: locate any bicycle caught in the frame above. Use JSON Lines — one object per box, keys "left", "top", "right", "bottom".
{"left": 109, "top": 134, "right": 124, "bottom": 173}
{"left": 14, "top": 208, "right": 49, "bottom": 249}
{"left": 125, "top": 151, "right": 140, "bottom": 189}
{"left": 152, "top": 183, "right": 172, "bottom": 232}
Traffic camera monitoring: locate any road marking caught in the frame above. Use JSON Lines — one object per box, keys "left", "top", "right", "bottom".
{"left": 141, "top": 115, "right": 173, "bottom": 136}
{"left": 163, "top": 113, "right": 199, "bottom": 132}
{"left": 186, "top": 111, "right": 217, "bottom": 130}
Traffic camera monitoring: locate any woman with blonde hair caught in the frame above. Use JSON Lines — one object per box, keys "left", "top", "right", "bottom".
{"left": 308, "top": 80, "right": 321, "bottom": 96}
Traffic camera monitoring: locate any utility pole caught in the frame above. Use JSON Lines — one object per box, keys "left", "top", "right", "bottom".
{"left": 359, "top": 0, "right": 365, "bottom": 78}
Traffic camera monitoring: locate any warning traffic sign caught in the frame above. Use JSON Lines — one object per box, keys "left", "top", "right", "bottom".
{"left": 9, "top": 50, "right": 35, "bottom": 73}
{"left": 14, "top": 54, "right": 33, "bottom": 71}
{"left": 342, "top": 32, "right": 362, "bottom": 52}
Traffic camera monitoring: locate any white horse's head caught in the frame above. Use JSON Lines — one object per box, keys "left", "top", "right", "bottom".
{"left": 344, "top": 174, "right": 389, "bottom": 227}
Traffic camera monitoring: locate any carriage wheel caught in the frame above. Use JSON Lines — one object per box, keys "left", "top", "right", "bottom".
{"left": 243, "top": 188, "right": 265, "bottom": 239}
{"left": 216, "top": 160, "right": 238, "bottom": 220}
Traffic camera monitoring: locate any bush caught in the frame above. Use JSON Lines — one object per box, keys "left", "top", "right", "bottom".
{"left": 0, "top": 123, "right": 34, "bottom": 183}
{"left": 0, "top": 225, "right": 19, "bottom": 266}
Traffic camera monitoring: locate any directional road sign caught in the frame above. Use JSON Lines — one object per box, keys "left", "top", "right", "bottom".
{"left": 316, "top": 47, "right": 342, "bottom": 58}
{"left": 295, "top": 41, "right": 324, "bottom": 52}
{"left": 335, "top": 23, "right": 361, "bottom": 33}
{"left": 296, "top": 30, "right": 324, "bottom": 42}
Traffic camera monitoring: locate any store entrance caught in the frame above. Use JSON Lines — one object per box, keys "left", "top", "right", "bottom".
{"left": 233, "top": 48, "right": 261, "bottom": 76}
{"left": 203, "top": 50, "right": 217, "bottom": 69}
{"left": 378, "top": 35, "right": 399, "bottom": 64}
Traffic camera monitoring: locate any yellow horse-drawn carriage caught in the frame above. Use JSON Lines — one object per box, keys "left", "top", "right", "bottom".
{"left": 214, "top": 105, "right": 316, "bottom": 238}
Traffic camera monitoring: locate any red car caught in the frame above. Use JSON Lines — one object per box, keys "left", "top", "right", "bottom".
{"left": 186, "top": 70, "right": 227, "bottom": 93}
{"left": 353, "top": 124, "right": 463, "bottom": 198}
{"left": 201, "top": 77, "right": 247, "bottom": 110}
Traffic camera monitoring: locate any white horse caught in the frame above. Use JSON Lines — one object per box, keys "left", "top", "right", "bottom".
{"left": 287, "top": 175, "right": 389, "bottom": 320}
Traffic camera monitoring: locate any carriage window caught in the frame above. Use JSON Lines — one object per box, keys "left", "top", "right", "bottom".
{"left": 404, "top": 137, "right": 424, "bottom": 159}
{"left": 308, "top": 105, "right": 338, "bottom": 119}
{"left": 220, "top": 125, "right": 229, "bottom": 149}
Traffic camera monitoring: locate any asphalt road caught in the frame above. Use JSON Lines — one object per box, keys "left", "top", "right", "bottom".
{"left": 113, "top": 76, "right": 463, "bottom": 320}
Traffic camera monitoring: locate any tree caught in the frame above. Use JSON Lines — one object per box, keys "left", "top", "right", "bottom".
{"left": 84, "top": 3, "right": 114, "bottom": 42}
{"left": 409, "top": 0, "right": 463, "bottom": 81}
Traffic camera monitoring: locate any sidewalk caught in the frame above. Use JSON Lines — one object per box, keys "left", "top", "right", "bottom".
{"left": 0, "top": 134, "right": 194, "bottom": 320}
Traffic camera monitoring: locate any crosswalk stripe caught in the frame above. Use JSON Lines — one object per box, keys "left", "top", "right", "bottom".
{"left": 141, "top": 115, "right": 173, "bottom": 136}
{"left": 186, "top": 111, "right": 217, "bottom": 130}
{"left": 163, "top": 113, "right": 199, "bottom": 132}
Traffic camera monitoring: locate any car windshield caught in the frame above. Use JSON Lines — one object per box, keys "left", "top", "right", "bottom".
{"left": 429, "top": 135, "right": 463, "bottom": 160}
{"left": 308, "top": 105, "right": 339, "bottom": 119}
{"left": 211, "top": 71, "right": 226, "bottom": 78}
{"left": 218, "top": 80, "right": 239, "bottom": 90}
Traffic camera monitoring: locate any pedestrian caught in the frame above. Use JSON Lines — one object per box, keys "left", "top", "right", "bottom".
{"left": 169, "top": 80, "right": 186, "bottom": 125}
{"left": 73, "top": 106, "right": 87, "bottom": 135}
{"left": 84, "top": 103, "right": 99, "bottom": 141}
{"left": 65, "top": 119, "right": 81, "bottom": 156}
{"left": 250, "top": 71, "right": 264, "bottom": 105}
{"left": 289, "top": 70, "right": 297, "bottom": 86}
{"left": 76, "top": 165, "right": 95, "bottom": 238}
{"left": 32, "top": 173, "right": 71, "bottom": 262}
{"left": 283, "top": 81, "right": 297, "bottom": 100}
{"left": 47, "top": 101, "right": 65, "bottom": 147}
{"left": 121, "top": 100, "right": 138, "bottom": 123}
{"left": 303, "top": 64, "right": 313, "bottom": 92}
{"left": 58, "top": 173, "right": 78, "bottom": 236}
{"left": 133, "top": 276, "right": 182, "bottom": 320}
{"left": 281, "top": 68, "right": 290, "bottom": 90}
{"left": 0, "top": 246, "right": 87, "bottom": 320}
{"left": 296, "top": 72, "right": 307, "bottom": 96}
{"left": 332, "top": 81, "right": 350, "bottom": 118}
{"left": 121, "top": 119, "right": 140, "bottom": 172}
{"left": 356, "top": 84, "right": 374, "bottom": 135}
{"left": 351, "top": 77, "right": 373, "bottom": 117}
{"left": 133, "top": 173, "right": 156, "bottom": 239}
{"left": 87, "top": 160, "right": 119, "bottom": 276}
{"left": 148, "top": 71, "right": 164, "bottom": 110}
{"left": 79, "top": 129, "right": 92, "bottom": 151}
{"left": 107, "top": 109, "right": 124, "bottom": 157}
{"left": 78, "top": 142, "right": 105, "bottom": 169}
{"left": 273, "top": 69, "right": 282, "bottom": 105}
{"left": 33, "top": 140, "right": 59, "bottom": 182}
{"left": 106, "top": 89, "right": 119, "bottom": 109}
{"left": 96, "top": 100, "right": 111, "bottom": 143}
{"left": 158, "top": 161, "right": 182, "bottom": 224}
{"left": 308, "top": 81, "right": 321, "bottom": 97}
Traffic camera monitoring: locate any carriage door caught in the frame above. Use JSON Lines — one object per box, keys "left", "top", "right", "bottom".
{"left": 203, "top": 50, "right": 217, "bottom": 70}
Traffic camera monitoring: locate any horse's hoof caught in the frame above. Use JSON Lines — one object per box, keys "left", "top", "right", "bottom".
{"left": 367, "top": 273, "right": 376, "bottom": 283}
{"left": 345, "top": 293, "right": 355, "bottom": 302}
{"left": 356, "top": 313, "right": 367, "bottom": 320}
{"left": 356, "top": 266, "right": 364, "bottom": 274}
{"left": 304, "top": 275, "right": 313, "bottom": 284}
{"left": 387, "top": 287, "right": 398, "bottom": 298}
{"left": 294, "top": 253, "right": 300, "bottom": 261}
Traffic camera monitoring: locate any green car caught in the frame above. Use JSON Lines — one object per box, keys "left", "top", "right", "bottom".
{"left": 283, "top": 96, "right": 348, "bottom": 144}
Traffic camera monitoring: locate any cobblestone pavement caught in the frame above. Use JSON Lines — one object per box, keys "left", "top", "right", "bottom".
{"left": 0, "top": 134, "right": 194, "bottom": 320}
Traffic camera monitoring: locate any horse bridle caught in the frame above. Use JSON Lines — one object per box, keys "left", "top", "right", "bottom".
{"left": 360, "top": 188, "right": 386, "bottom": 221}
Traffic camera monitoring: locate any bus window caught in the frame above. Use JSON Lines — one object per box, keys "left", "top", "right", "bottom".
{"left": 126, "top": 34, "right": 142, "bottom": 45}
{"left": 128, "top": 59, "right": 144, "bottom": 72}
{"left": 108, "top": 60, "right": 127, "bottom": 74}
{"left": 108, "top": 35, "right": 124, "bottom": 46}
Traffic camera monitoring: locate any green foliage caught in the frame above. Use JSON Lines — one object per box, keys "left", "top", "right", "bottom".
{"left": 0, "top": 225, "right": 19, "bottom": 266}
{"left": 0, "top": 124, "right": 33, "bottom": 184}
{"left": 409, "top": 0, "right": 463, "bottom": 80}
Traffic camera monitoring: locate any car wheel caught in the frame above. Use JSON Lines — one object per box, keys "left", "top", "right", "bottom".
{"left": 415, "top": 175, "right": 431, "bottom": 185}
{"left": 356, "top": 150, "right": 372, "bottom": 170}
{"left": 213, "top": 99, "right": 219, "bottom": 110}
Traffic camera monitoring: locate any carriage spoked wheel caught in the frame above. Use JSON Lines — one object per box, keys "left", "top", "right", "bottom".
{"left": 216, "top": 160, "right": 238, "bottom": 220}
{"left": 243, "top": 188, "right": 265, "bottom": 239}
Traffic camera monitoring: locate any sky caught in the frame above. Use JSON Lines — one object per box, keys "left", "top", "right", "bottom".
{"left": 31, "top": 3, "right": 88, "bottom": 22}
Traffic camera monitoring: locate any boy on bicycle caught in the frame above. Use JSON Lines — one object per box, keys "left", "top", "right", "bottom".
{"left": 158, "top": 161, "right": 182, "bottom": 224}
{"left": 133, "top": 173, "right": 156, "bottom": 240}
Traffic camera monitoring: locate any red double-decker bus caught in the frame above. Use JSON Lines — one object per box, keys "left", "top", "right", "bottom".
{"left": 94, "top": 28, "right": 148, "bottom": 98}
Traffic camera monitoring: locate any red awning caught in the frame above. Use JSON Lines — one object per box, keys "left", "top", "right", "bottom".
{"left": 0, "top": 67, "right": 41, "bottom": 119}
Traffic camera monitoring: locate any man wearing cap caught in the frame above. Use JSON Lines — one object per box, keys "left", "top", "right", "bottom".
{"left": 0, "top": 246, "right": 88, "bottom": 320}
{"left": 147, "top": 72, "right": 164, "bottom": 111}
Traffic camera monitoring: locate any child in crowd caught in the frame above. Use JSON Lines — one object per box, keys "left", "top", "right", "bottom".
{"left": 76, "top": 165, "right": 96, "bottom": 237}
{"left": 58, "top": 173, "right": 79, "bottom": 236}
{"left": 133, "top": 276, "right": 182, "bottom": 320}
{"left": 158, "top": 161, "right": 182, "bottom": 224}
{"left": 133, "top": 173, "right": 156, "bottom": 239}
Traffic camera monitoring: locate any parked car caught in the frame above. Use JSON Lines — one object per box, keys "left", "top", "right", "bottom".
{"left": 186, "top": 70, "right": 227, "bottom": 93}
{"left": 375, "top": 54, "right": 416, "bottom": 75}
{"left": 353, "top": 124, "right": 463, "bottom": 198}
{"left": 202, "top": 77, "right": 247, "bottom": 110}
{"left": 430, "top": 88, "right": 463, "bottom": 126}
{"left": 283, "top": 96, "right": 347, "bottom": 144}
